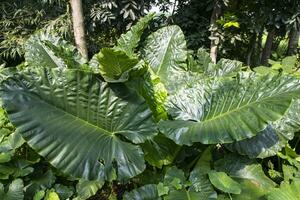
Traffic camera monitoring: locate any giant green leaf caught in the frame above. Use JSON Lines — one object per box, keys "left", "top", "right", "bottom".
{"left": 117, "top": 13, "right": 156, "bottom": 57}
{"left": 141, "top": 25, "right": 187, "bottom": 92}
{"left": 226, "top": 99, "right": 300, "bottom": 158}
{"left": 159, "top": 73, "right": 300, "bottom": 144}
{"left": 267, "top": 181, "right": 300, "bottom": 200}
{"left": 0, "top": 67, "right": 157, "bottom": 181}
{"left": 0, "top": 179, "right": 24, "bottom": 200}
{"left": 25, "top": 33, "right": 86, "bottom": 69}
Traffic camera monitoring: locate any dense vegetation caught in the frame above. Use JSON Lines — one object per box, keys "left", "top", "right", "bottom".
{"left": 0, "top": 12, "right": 300, "bottom": 199}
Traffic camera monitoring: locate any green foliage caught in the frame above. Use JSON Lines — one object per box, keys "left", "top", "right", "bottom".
{"left": 1, "top": 14, "right": 300, "bottom": 199}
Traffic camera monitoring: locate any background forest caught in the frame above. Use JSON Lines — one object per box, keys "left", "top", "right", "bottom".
{"left": 0, "top": 0, "right": 300, "bottom": 200}
{"left": 1, "top": 0, "right": 299, "bottom": 66}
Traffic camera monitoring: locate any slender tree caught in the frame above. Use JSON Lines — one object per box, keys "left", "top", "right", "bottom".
{"left": 209, "top": 0, "right": 222, "bottom": 63}
{"left": 70, "top": 0, "right": 88, "bottom": 58}
{"left": 261, "top": 28, "right": 275, "bottom": 65}
{"left": 287, "top": 27, "right": 300, "bottom": 55}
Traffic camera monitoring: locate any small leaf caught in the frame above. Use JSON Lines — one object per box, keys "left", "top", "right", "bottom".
{"left": 157, "top": 183, "right": 169, "bottom": 196}
{"left": 123, "top": 184, "right": 161, "bottom": 200}
{"left": 208, "top": 171, "right": 241, "bottom": 194}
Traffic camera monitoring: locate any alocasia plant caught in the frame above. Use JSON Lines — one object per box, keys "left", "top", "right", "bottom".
{"left": 1, "top": 13, "right": 300, "bottom": 199}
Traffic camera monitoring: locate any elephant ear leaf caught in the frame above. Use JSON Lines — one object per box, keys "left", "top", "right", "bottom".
{"left": 0, "top": 179, "right": 24, "bottom": 200}
{"left": 116, "top": 13, "right": 156, "bottom": 57}
{"left": 140, "top": 25, "right": 188, "bottom": 92}
{"left": 208, "top": 171, "right": 241, "bottom": 194}
{"left": 0, "top": 68, "right": 157, "bottom": 181}
{"left": 159, "top": 73, "right": 300, "bottom": 145}
{"left": 92, "top": 48, "right": 144, "bottom": 82}
{"left": 226, "top": 99, "right": 300, "bottom": 158}
{"left": 25, "top": 32, "right": 87, "bottom": 69}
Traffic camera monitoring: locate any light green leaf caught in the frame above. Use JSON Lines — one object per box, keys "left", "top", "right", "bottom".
{"left": 213, "top": 59, "right": 243, "bottom": 76}
{"left": 25, "top": 32, "right": 86, "bottom": 69}
{"left": 164, "top": 189, "right": 215, "bottom": 200}
{"left": 215, "top": 154, "right": 275, "bottom": 199}
{"left": 0, "top": 68, "right": 157, "bottom": 181}
{"left": 282, "top": 56, "right": 297, "bottom": 73}
{"left": 93, "top": 48, "right": 141, "bottom": 82}
{"left": 157, "top": 182, "right": 169, "bottom": 196}
{"left": 123, "top": 184, "right": 161, "bottom": 200}
{"left": 254, "top": 66, "right": 278, "bottom": 75}
{"left": 33, "top": 190, "right": 45, "bottom": 200}
{"left": 117, "top": 13, "right": 156, "bottom": 57}
{"left": 75, "top": 179, "right": 104, "bottom": 200}
{"left": 267, "top": 181, "right": 300, "bottom": 200}
{"left": 159, "top": 73, "right": 300, "bottom": 144}
{"left": 0, "top": 152, "right": 11, "bottom": 163}
{"left": 0, "top": 179, "right": 24, "bottom": 200}
{"left": 45, "top": 190, "right": 60, "bottom": 200}
{"left": 128, "top": 67, "right": 168, "bottom": 120}
{"left": 208, "top": 171, "right": 241, "bottom": 194}
{"left": 141, "top": 25, "right": 188, "bottom": 92}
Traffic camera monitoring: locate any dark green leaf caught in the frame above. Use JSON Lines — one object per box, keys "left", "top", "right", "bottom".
{"left": 0, "top": 68, "right": 157, "bottom": 181}
{"left": 0, "top": 179, "right": 24, "bottom": 200}
{"left": 159, "top": 73, "right": 300, "bottom": 144}
{"left": 123, "top": 184, "right": 161, "bottom": 200}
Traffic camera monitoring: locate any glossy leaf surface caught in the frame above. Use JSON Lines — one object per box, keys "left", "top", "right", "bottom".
{"left": 0, "top": 68, "right": 157, "bottom": 181}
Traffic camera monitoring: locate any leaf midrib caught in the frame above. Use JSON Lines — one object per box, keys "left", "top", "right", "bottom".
{"left": 20, "top": 89, "right": 116, "bottom": 137}
{"left": 201, "top": 89, "right": 297, "bottom": 124}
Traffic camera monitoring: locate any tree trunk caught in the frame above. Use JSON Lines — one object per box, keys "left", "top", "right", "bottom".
{"left": 261, "top": 28, "right": 275, "bottom": 66}
{"left": 70, "top": 0, "right": 88, "bottom": 59}
{"left": 246, "top": 33, "right": 257, "bottom": 66}
{"left": 287, "top": 28, "right": 300, "bottom": 55}
{"left": 209, "top": 0, "right": 222, "bottom": 64}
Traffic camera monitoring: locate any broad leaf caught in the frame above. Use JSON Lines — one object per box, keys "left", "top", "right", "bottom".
{"left": 226, "top": 99, "right": 300, "bottom": 158}
{"left": 0, "top": 68, "right": 157, "bottom": 181}
{"left": 159, "top": 73, "right": 300, "bottom": 144}
{"left": 54, "top": 184, "right": 74, "bottom": 200}
{"left": 25, "top": 33, "right": 86, "bottom": 69}
{"left": 164, "top": 189, "right": 215, "bottom": 200}
{"left": 267, "top": 181, "right": 300, "bottom": 200}
{"left": 208, "top": 171, "right": 241, "bottom": 194}
{"left": 215, "top": 154, "right": 275, "bottom": 199}
{"left": 117, "top": 13, "right": 156, "bottom": 57}
{"left": 0, "top": 179, "right": 24, "bottom": 200}
{"left": 93, "top": 48, "right": 140, "bottom": 82}
{"left": 141, "top": 134, "right": 179, "bottom": 168}
{"left": 74, "top": 179, "right": 104, "bottom": 200}
{"left": 123, "top": 184, "right": 161, "bottom": 200}
{"left": 141, "top": 25, "right": 188, "bottom": 92}
{"left": 187, "top": 49, "right": 243, "bottom": 77}
{"left": 128, "top": 67, "right": 168, "bottom": 120}
{"left": 189, "top": 149, "right": 217, "bottom": 200}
